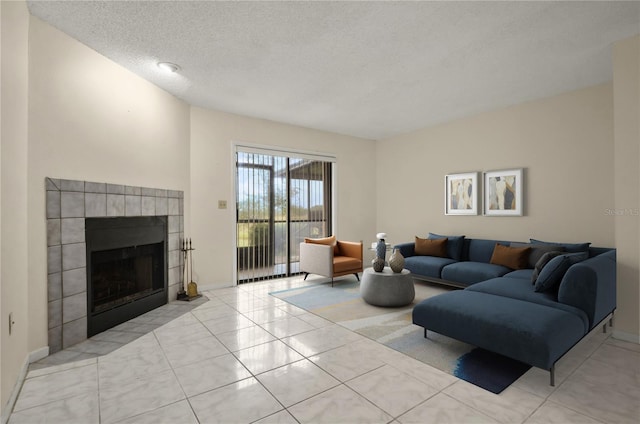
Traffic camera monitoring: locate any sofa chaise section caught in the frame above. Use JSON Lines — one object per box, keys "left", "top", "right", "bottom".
{"left": 412, "top": 290, "right": 587, "bottom": 385}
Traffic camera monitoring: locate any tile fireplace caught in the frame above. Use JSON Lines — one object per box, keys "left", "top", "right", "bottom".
{"left": 46, "top": 178, "right": 184, "bottom": 352}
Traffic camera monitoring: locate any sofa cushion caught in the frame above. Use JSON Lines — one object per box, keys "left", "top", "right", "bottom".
{"left": 415, "top": 236, "right": 448, "bottom": 257}
{"left": 534, "top": 255, "right": 571, "bottom": 292}
{"left": 466, "top": 278, "right": 589, "bottom": 332}
{"left": 404, "top": 255, "right": 457, "bottom": 279}
{"left": 510, "top": 242, "right": 566, "bottom": 268}
{"left": 503, "top": 269, "right": 534, "bottom": 280}
{"left": 412, "top": 290, "right": 588, "bottom": 370}
{"left": 530, "top": 238, "right": 591, "bottom": 254}
{"left": 429, "top": 233, "right": 464, "bottom": 261}
{"left": 305, "top": 236, "right": 339, "bottom": 255}
{"left": 441, "top": 261, "right": 510, "bottom": 286}
{"left": 531, "top": 251, "right": 565, "bottom": 284}
{"left": 490, "top": 243, "right": 531, "bottom": 270}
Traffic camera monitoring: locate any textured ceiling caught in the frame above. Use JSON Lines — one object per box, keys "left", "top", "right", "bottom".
{"left": 27, "top": 1, "right": 640, "bottom": 140}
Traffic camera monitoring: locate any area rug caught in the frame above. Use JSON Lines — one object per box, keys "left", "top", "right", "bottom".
{"left": 270, "top": 279, "right": 531, "bottom": 394}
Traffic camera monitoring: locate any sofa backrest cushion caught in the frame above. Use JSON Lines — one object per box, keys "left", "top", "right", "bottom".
{"left": 533, "top": 252, "right": 589, "bottom": 292}
{"left": 530, "top": 238, "right": 591, "bottom": 254}
{"left": 531, "top": 251, "right": 564, "bottom": 284}
{"left": 490, "top": 243, "right": 531, "bottom": 270}
{"left": 510, "top": 242, "right": 566, "bottom": 268}
{"left": 534, "top": 254, "right": 572, "bottom": 292}
{"left": 415, "top": 236, "right": 448, "bottom": 257}
{"left": 428, "top": 232, "right": 464, "bottom": 261}
{"left": 465, "top": 238, "right": 513, "bottom": 263}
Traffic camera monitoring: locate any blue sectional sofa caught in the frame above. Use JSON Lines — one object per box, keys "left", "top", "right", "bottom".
{"left": 396, "top": 235, "right": 616, "bottom": 385}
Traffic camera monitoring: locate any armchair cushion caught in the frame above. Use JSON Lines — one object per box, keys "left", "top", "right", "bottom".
{"left": 334, "top": 256, "right": 363, "bottom": 274}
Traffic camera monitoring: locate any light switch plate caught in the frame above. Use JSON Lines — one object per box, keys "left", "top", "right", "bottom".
{"left": 218, "top": 200, "right": 227, "bottom": 209}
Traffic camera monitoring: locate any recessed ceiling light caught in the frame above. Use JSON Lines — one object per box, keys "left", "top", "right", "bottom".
{"left": 157, "top": 62, "right": 180, "bottom": 73}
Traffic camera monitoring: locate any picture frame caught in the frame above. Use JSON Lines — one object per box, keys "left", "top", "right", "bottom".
{"left": 445, "top": 172, "right": 478, "bottom": 215}
{"left": 483, "top": 168, "right": 524, "bottom": 216}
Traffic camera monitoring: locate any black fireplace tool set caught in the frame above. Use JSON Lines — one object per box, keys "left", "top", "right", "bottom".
{"left": 178, "top": 238, "right": 201, "bottom": 301}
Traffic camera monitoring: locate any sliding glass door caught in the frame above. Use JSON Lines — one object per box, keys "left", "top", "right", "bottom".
{"left": 236, "top": 149, "right": 333, "bottom": 283}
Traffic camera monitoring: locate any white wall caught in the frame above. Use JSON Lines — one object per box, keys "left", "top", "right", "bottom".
{"left": 377, "top": 84, "right": 615, "bottom": 247}
{"left": 613, "top": 35, "right": 640, "bottom": 341}
{"left": 27, "top": 16, "right": 191, "bottom": 352}
{"left": 190, "top": 107, "right": 376, "bottom": 287}
{"left": 1, "top": 0, "right": 30, "bottom": 412}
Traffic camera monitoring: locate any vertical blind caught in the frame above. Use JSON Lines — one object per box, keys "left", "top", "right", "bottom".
{"left": 235, "top": 146, "right": 334, "bottom": 284}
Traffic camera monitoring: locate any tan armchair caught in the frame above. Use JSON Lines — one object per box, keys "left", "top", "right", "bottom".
{"left": 300, "top": 236, "right": 363, "bottom": 286}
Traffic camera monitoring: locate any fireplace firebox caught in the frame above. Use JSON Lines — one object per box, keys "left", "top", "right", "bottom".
{"left": 86, "top": 216, "right": 168, "bottom": 337}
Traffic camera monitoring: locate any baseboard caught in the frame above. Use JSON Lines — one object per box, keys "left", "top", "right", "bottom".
{"left": 1, "top": 346, "right": 49, "bottom": 424}
{"left": 197, "top": 283, "right": 235, "bottom": 291}
{"left": 29, "top": 346, "right": 49, "bottom": 363}
{"left": 612, "top": 330, "right": 640, "bottom": 344}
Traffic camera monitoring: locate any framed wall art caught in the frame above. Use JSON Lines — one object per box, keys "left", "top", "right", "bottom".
{"left": 483, "top": 168, "right": 523, "bottom": 216}
{"left": 445, "top": 172, "right": 478, "bottom": 215}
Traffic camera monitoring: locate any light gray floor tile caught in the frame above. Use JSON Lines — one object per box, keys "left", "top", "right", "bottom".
{"left": 189, "top": 377, "right": 283, "bottom": 424}
{"left": 310, "top": 340, "right": 387, "bottom": 382}
{"left": 174, "top": 353, "right": 252, "bottom": 397}
{"left": 161, "top": 334, "right": 229, "bottom": 367}
{"left": 346, "top": 364, "right": 440, "bottom": 417}
{"left": 524, "top": 401, "right": 604, "bottom": 424}
{"left": 287, "top": 384, "right": 393, "bottom": 424}
{"left": 281, "top": 324, "right": 363, "bottom": 356}
{"left": 260, "top": 315, "right": 316, "bottom": 338}
{"left": 257, "top": 359, "right": 340, "bottom": 407}
{"left": 13, "top": 364, "right": 98, "bottom": 412}
{"left": 99, "top": 369, "right": 185, "bottom": 424}
{"left": 398, "top": 393, "right": 498, "bottom": 424}
{"left": 115, "top": 399, "right": 198, "bottom": 424}
{"left": 216, "top": 324, "right": 277, "bottom": 351}
{"left": 8, "top": 392, "right": 99, "bottom": 424}
{"left": 235, "top": 340, "right": 304, "bottom": 375}
{"left": 444, "top": 380, "right": 545, "bottom": 424}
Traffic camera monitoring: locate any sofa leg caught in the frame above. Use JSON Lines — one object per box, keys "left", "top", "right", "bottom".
{"left": 424, "top": 328, "right": 428, "bottom": 339}
{"left": 603, "top": 322, "right": 607, "bottom": 333}
{"left": 303, "top": 273, "right": 309, "bottom": 281}
{"left": 609, "top": 312, "right": 614, "bottom": 327}
{"left": 354, "top": 273, "right": 360, "bottom": 282}
{"left": 331, "top": 278, "right": 334, "bottom": 287}
{"left": 550, "top": 365, "right": 555, "bottom": 387}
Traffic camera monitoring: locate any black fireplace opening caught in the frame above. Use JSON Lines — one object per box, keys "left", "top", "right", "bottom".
{"left": 86, "top": 216, "right": 168, "bottom": 337}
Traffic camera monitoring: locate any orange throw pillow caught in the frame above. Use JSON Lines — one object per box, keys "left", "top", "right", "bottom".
{"left": 304, "top": 235, "right": 339, "bottom": 255}
{"left": 415, "top": 236, "right": 448, "bottom": 257}
{"left": 490, "top": 243, "right": 531, "bottom": 270}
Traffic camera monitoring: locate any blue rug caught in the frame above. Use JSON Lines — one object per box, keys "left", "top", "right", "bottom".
{"left": 271, "top": 279, "right": 531, "bottom": 394}
{"left": 454, "top": 348, "right": 531, "bottom": 394}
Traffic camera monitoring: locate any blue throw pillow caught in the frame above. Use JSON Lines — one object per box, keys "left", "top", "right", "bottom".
{"left": 531, "top": 251, "right": 564, "bottom": 284}
{"left": 530, "top": 238, "right": 591, "bottom": 254}
{"left": 534, "top": 255, "right": 571, "bottom": 292}
{"left": 429, "top": 232, "right": 465, "bottom": 261}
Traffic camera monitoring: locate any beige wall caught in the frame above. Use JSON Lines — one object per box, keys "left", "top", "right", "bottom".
{"left": 1, "top": 0, "right": 30, "bottom": 412}
{"left": 613, "top": 35, "right": 640, "bottom": 341}
{"left": 27, "top": 16, "right": 191, "bottom": 354}
{"left": 190, "top": 107, "right": 376, "bottom": 287}
{"left": 377, "top": 84, "right": 615, "bottom": 248}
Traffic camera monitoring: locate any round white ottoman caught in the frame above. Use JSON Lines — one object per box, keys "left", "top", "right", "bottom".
{"left": 360, "top": 267, "right": 415, "bottom": 307}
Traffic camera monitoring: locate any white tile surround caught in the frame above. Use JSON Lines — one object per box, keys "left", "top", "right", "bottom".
{"left": 10, "top": 275, "right": 640, "bottom": 424}
{"left": 45, "top": 178, "right": 184, "bottom": 353}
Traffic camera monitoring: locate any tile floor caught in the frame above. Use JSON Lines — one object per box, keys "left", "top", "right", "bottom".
{"left": 8, "top": 276, "right": 640, "bottom": 424}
